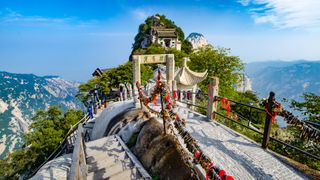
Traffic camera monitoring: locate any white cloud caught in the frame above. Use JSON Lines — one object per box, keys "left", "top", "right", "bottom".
{"left": 238, "top": 0, "right": 320, "bottom": 30}
{"left": 0, "top": 8, "right": 95, "bottom": 28}
{"left": 0, "top": 9, "right": 70, "bottom": 25}
{"left": 131, "top": 9, "right": 149, "bottom": 21}
{"left": 131, "top": 8, "right": 157, "bottom": 21}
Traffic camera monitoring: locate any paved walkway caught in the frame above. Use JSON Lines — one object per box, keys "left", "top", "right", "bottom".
{"left": 175, "top": 105, "right": 308, "bottom": 180}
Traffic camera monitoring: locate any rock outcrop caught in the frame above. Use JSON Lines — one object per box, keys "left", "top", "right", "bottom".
{"left": 133, "top": 118, "right": 198, "bottom": 180}
{"left": 186, "top": 32, "right": 208, "bottom": 50}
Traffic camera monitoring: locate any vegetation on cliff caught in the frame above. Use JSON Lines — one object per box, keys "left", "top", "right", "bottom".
{"left": 0, "top": 107, "right": 83, "bottom": 179}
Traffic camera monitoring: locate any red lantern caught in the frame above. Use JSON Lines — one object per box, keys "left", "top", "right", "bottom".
{"left": 194, "top": 151, "right": 201, "bottom": 159}
{"left": 226, "top": 176, "right": 234, "bottom": 180}
{"left": 219, "top": 169, "right": 226, "bottom": 177}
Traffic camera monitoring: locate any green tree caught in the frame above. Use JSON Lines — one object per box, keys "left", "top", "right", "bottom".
{"left": 78, "top": 60, "right": 154, "bottom": 103}
{"left": 181, "top": 40, "right": 193, "bottom": 54}
{"left": 291, "top": 93, "right": 320, "bottom": 124}
{"left": 189, "top": 45, "right": 244, "bottom": 97}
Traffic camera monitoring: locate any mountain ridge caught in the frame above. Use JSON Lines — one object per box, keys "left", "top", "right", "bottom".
{"left": 0, "top": 71, "right": 83, "bottom": 159}
{"left": 245, "top": 60, "right": 320, "bottom": 100}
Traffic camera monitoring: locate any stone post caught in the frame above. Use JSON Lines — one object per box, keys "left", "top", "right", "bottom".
{"left": 132, "top": 55, "right": 141, "bottom": 107}
{"left": 191, "top": 85, "right": 197, "bottom": 110}
{"left": 166, "top": 54, "right": 175, "bottom": 91}
{"left": 119, "top": 91, "right": 123, "bottom": 101}
{"left": 207, "top": 77, "right": 219, "bottom": 119}
{"left": 124, "top": 87, "right": 128, "bottom": 100}
{"left": 128, "top": 83, "right": 133, "bottom": 99}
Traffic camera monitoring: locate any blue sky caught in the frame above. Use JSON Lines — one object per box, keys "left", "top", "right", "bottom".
{"left": 0, "top": 0, "right": 319, "bottom": 82}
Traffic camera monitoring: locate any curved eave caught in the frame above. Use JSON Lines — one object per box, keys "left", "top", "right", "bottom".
{"left": 174, "top": 67, "right": 208, "bottom": 86}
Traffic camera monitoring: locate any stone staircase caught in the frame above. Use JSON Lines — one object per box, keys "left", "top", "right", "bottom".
{"left": 85, "top": 135, "right": 151, "bottom": 180}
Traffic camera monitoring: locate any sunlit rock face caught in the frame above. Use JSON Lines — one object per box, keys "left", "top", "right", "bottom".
{"left": 133, "top": 118, "right": 197, "bottom": 180}
{"left": 186, "top": 32, "right": 208, "bottom": 50}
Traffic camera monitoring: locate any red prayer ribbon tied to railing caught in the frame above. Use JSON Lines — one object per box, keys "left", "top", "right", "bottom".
{"left": 265, "top": 107, "right": 277, "bottom": 124}
{"left": 221, "top": 97, "right": 231, "bottom": 118}
{"left": 153, "top": 95, "right": 157, "bottom": 105}
{"left": 165, "top": 94, "right": 171, "bottom": 102}
{"left": 173, "top": 90, "right": 177, "bottom": 99}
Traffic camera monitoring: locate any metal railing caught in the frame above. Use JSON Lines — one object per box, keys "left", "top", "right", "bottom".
{"left": 213, "top": 96, "right": 320, "bottom": 161}
{"left": 214, "top": 111, "right": 320, "bottom": 161}
{"left": 177, "top": 94, "right": 320, "bottom": 161}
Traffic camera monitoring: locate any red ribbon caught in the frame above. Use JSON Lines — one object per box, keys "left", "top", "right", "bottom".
{"left": 145, "top": 101, "right": 149, "bottom": 107}
{"left": 221, "top": 98, "right": 231, "bottom": 117}
{"left": 165, "top": 94, "right": 171, "bottom": 102}
{"left": 173, "top": 90, "right": 177, "bottom": 99}
{"left": 153, "top": 95, "right": 157, "bottom": 105}
{"left": 265, "top": 108, "right": 277, "bottom": 124}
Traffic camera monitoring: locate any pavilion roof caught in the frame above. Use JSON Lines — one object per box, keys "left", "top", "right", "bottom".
{"left": 174, "top": 58, "right": 208, "bottom": 86}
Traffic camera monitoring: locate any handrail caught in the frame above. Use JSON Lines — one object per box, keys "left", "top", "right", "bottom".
{"left": 178, "top": 93, "right": 320, "bottom": 161}
{"left": 215, "top": 111, "right": 263, "bottom": 135}
{"left": 215, "top": 111, "right": 320, "bottom": 161}
{"left": 115, "top": 135, "right": 152, "bottom": 179}
{"left": 69, "top": 124, "right": 87, "bottom": 180}
{"left": 304, "top": 121, "right": 320, "bottom": 128}
{"left": 215, "top": 96, "right": 265, "bottom": 112}
{"left": 27, "top": 113, "right": 89, "bottom": 178}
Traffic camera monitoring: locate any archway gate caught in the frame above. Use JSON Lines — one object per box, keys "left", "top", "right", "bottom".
{"left": 132, "top": 54, "right": 175, "bottom": 106}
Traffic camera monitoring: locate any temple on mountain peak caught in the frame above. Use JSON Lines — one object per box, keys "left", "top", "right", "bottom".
{"left": 141, "top": 15, "right": 181, "bottom": 51}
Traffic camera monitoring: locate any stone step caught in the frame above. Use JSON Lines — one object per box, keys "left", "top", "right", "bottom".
{"left": 85, "top": 136, "right": 118, "bottom": 148}
{"left": 87, "top": 162, "right": 134, "bottom": 179}
{"left": 86, "top": 152, "right": 128, "bottom": 164}
{"left": 87, "top": 158, "right": 133, "bottom": 173}
{"left": 107, "top": 168, "right": 140, "bottom": 180}
{"left": 86, "top": 146, "right": 125, "bottom": 159}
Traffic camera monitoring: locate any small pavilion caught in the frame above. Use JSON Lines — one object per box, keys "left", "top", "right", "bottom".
{"left": 174, "top": 57, "right": 208, "bottom": 105}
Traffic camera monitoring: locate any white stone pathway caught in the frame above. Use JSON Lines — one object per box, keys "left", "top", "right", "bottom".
{"left": 175, "top": 106, "right": 308, "bottom": 180}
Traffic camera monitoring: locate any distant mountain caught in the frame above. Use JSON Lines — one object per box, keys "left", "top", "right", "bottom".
{"left": 245, "top": 60, "right": 320, "bottom": 101}
{"left": 186, "top": 32, "right": 208, "bottom": 49}
{"left": 0, "top": 71, "right": 83, "bottom": 159}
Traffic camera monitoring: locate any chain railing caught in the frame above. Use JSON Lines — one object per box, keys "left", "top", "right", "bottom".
{"left": 135, "top": 77, "right": 234, "bottom": 180}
